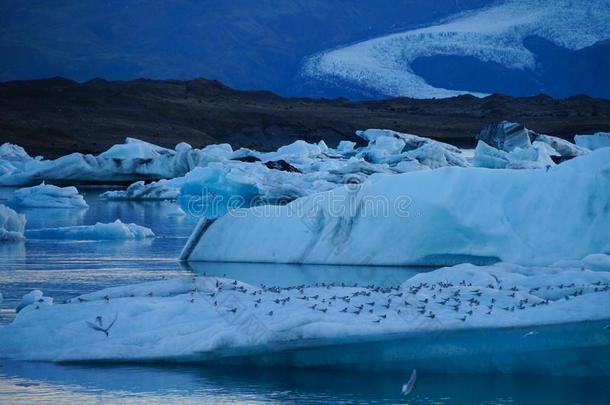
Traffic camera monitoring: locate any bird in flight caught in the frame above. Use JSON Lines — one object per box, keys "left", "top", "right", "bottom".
{"left": 402, "top": 369, "right": 417, "bottom": 396}
{"left": 86, "top": 313, "right": 118, "bottom": 337}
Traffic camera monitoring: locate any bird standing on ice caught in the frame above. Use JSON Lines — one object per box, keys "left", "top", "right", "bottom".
{"left": 402, "top": 369, "right": 417, "bottom": 396}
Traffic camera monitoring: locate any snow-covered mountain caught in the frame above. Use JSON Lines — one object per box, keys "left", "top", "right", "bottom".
{"left": 302, "top": 0, "right": 610, "bottom": 99}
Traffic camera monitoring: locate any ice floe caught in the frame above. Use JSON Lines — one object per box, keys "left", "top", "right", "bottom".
{"left": 184, "top": 147, "right": 610, "bottom": 266}
{"left": 10, "top": 182, "right": 88, "bottom": 208}
{"left": 25, "top": 219, "right": 154, "bottom": 240}
{"left": 0, "top": 204, "right": 26, "bottom": 241}
{"left": 0, "top": 257, "right": 608, "bottom": 374}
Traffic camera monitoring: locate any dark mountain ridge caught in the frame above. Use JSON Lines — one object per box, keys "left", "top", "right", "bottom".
{"left": 1, "top": 77, "right": 609, "bottom": 158}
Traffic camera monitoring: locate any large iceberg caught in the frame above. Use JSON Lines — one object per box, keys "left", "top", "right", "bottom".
{"left": 10, "top": 182, "right": 88, "bottom": 208}
{"left": 0, "top": 204, "right": 26, "bottom": 241}
{"left": 183, "top": 148, "right": 610, "bottom": 266}
{"left": 25, "top": 219, "right": 155, "bottom": 240}
{"left": 0, "top": 258, "right": 608, "bottom": 375}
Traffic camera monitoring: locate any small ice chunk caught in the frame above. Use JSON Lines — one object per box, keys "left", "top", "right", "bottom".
{"left": 11, "top": 182, "right": 88, "bottom": 208}
{"left": 0, "top": 204, "right": 26, "bottom": 241}
{"left": 25, "top": 219, "right": 154, "bottom": 240}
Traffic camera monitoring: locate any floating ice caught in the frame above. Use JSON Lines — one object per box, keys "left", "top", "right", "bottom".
{"left": 0, "top": 204, "right": 26, "bottom": 241}
{"left": 574, "top": 132, "right": 610, "bottom": 151}
{"left": 184, "top": 148, "right": 610, "bottom": 266}
{"left": 477, "top": 121, "right": 532, "bottom": 152}
{"left": 0, "top": 143, "right": 39, "bottom": 177}
{"left": 473, "top": 140, "right": 556, "bottom": 169}
{"left": 472, "top": 122, "right": 589, "bottom": 169}
{"left": 101, "top": 179, "right": 181, "bottom": 200}
{"left": 0, "top": 258, "right": 608, "bottom": 375}
{"left": 16, "top": 290, "right": 53, "bottom": 313}
{"left": 10, "top": 182, "right": 88, "bottom": 208}
{"left": 25, "top": 219, "right": 155, "bottom": 240}
{"left": 0, "top": 138, "right": 236, "bottom": 186}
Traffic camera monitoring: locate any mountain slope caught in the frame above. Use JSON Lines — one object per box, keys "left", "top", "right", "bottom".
{"left": 0, "top": 0, "right": 489, "bottom": 96}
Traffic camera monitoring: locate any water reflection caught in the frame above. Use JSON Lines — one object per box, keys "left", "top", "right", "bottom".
{"left": 182, "top": 261, "right": 430, "bottom": 288}
{"left": 1, "top": 359, "right": 609, "bottom": 404}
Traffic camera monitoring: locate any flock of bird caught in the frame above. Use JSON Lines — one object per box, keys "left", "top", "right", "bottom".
{"left": 65, "top": 271, "right": 610, "bottom": 338}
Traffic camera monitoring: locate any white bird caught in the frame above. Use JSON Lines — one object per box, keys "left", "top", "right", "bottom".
{"left": 522, "top": 331, "right": 539, "bottom": 338}
{"left": 86, "top": 313, "right": 118, "bottom": 337}
{"left": 401, "top": 369, "right": 417, "bottom": 396}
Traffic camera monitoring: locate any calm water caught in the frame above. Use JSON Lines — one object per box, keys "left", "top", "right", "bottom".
{"left": 0, "top": 188, "right": 608, "bottom": 404}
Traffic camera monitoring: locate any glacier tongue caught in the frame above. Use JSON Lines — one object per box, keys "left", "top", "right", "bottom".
{"left": 184, "top": 148, "right": 610, "bottom": 266}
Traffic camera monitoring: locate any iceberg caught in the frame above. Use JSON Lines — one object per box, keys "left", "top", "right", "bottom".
{"left": 0, "top": 258, "right": 608, "bottom": 375}
{"left": 0, "top": 142, "right": 39, "bottom": 177}
{"left": 101, "top": 179, "right": 182, "bottom": 200}
{"left": 183, "top": 148, "right": 610, "bottom": 266}
{"left": 25, "top": 219, "right": 155, "bottom": 240}
{"left": 473, "top": 121, "right": 589, "bottom": 169}
{"left": 574, "top": 132, "right": 610, "bottom": 151}
{"left": 0, "top": 204, "right": 26, "bottom": 241}
{"left": 477, "top": 121, "right": 532, "bottom": 152}
{"left": 473, "top": 140, "right": 557, "bottom": 169}
{"left": 10, "top": 182, "right": 88, "bottom": 208}
{"left": 0, "top": 138, "right": 236, "bottom": 186}
{"left": 103, "top": 130, "right": 471, "bottom": 206}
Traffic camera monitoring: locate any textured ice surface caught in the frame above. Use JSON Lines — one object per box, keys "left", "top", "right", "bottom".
{"left": 0, "top": 138, "right": 236, "bottom": 186}
{"left": 473, "top": 121, "right": 589, "bottom": 169}
{"left": 0, "top": 204, "right": 26, "bottom": 241}
{"left": 101, "top": 130, "right": 470, "bottom": 206}
{"left": 0, "top": 258, "right": 608, "bottom": 375}
{"left": 303, "top": 0, "right": 610, "bottom": 98}
{"left": 25, "top": 219, "right": 155, "bottom": 240}
{"left": 575, "top": 132, "right": 610, "bottom": 151}
{"left": 185, "top": 148, "right": 610, "bottom": 266}
{"left": 10, "top": 182, "right": 88, "bottom": 208}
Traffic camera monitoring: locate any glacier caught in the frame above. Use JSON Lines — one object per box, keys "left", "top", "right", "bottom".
{"left": 9, "top": 182, "right": 88, "bottom": 208}
{"left": 302, "top": 0, "right": 610, "bottom": 98}
{"left": 183, "top": 147, "right": 610, "bottom": 266}
{"left": 25, "top": 219, "right": 155, "bottom": 240}
{"left": 0, "top": 204, "right": 26, "bottom": 241}
{"left": 0, "top": 258, "right": 608, "bottom": 375}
